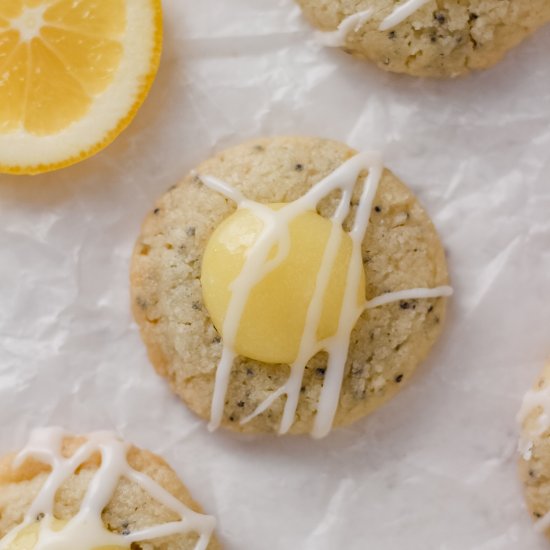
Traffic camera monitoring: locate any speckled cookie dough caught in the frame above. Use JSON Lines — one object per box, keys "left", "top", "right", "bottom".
{"left": 519, "top": 362, "right": 550, "bottom": 537}
{"left": 0, "top": 431, "right": 219, "bottom": 550}
{"left": 299, "top": 0, "right": 550, "bottom": 77}
{"left": 131, "top": 136, "right": 450, "bottom": 436}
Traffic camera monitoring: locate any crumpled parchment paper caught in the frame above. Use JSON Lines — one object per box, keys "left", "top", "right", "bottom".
{"left": 1, "top": 1, "right": 550, "bottom": 548}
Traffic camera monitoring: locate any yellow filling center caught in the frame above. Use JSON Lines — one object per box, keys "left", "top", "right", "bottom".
{"left": 0, "top": 0, "right": 126, "bottom": 135}
{"left": 201, "top": 205, "right": 366, "bottom": 364}
{"left": 6, "top": 520, "right": 127, "bottom": 550}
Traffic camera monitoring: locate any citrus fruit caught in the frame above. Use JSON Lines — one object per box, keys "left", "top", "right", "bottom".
{"left": 0, "top": 0, "right": 162, "bottom": 175}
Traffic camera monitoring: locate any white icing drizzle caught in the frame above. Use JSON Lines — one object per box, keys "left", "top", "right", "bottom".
{"left": 316, "top": 0, "right": 433, "bottom": 47}
{"left": 317, "top": 8, "right": 374, "bottom": 47}
{"left": 199, "top": 152, "right": 452, "bottom": 438}
{"left": 379, "top": 0, "right": 432, "bottom": 31}
{"left": 0, "top": 428, "right": 215, "bottom": 550}
{"left": 365, "top": 287, "right": 453, "bottom": 310}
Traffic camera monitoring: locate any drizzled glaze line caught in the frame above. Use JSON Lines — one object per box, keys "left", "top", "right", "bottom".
{"left": 379, "top": 0, "right": 432, "bottom": 31}
{"left": 365, "top": 287, "right": 453, "bottom": 310}
{"left": 310, "top": 156, "right": 383, "bottom": 439}
{"left": 0, "top": 428, "right": 215, "bottom": 550}
{"left": 199, "top": 152, "right": 452, "bottom": 438}
{"left": 318, "top": 8, "right": 373, "bottom": 47}
{"left": 316, "top": 0, "right": 432, "bottom": 47}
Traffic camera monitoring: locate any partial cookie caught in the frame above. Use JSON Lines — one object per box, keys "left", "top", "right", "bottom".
{"left": 299, "top": 0, "right": 550, "bottom": 77}
{"left": 519, "top": 362, "right": 550, "bottom": 537}
{"left": 131, "top": 136, "right": 450, "bottom": 437}
{"left": 0, "top": 428, "right": 218, "bottom": 550}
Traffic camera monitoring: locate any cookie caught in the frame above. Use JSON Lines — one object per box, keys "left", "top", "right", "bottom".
{"left": 518, "top": 362, "right": 550, "bottom": 537}
{"left": 299, "top": 0, "right": 550, "bottom": 77}
{"left": 0, "top": 428, "right": 218, "bottom": 550}
{"left": 131, "top": 136, "right": 451, "bottom": 437}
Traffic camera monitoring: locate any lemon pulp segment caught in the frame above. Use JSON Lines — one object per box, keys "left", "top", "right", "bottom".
{"left": 201, "top": 205, "right": 366, "bottom": 364}
{"left": 0, "top": 0, "right": 125, "bottom": 135}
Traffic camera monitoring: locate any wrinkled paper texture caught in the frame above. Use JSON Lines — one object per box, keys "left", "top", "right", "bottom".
{"left": 1, "top": 1, "right": 550, "bottom": 548}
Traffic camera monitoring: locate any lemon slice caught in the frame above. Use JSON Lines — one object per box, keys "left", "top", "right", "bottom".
{"left": 0, "top": 0, "right": 162, "bottom": 175}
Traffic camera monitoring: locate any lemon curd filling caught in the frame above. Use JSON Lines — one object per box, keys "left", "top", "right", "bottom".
{"left": 6, "top": 520, "right": 127, "bottom": 550}
{"left": 201, "top": 204, "right": 365, "bottom": 365}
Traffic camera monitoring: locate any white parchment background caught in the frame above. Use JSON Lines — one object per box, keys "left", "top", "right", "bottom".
{"left": 1, "top": 1, "right": 550, "bottom": 548}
